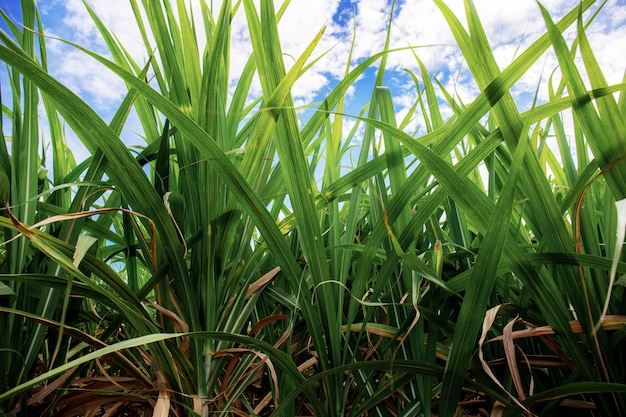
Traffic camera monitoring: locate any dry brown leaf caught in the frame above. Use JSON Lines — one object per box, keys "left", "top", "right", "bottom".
{"left": 193, "top": 395, "right": 203, "bottom": 415}
{"left": 27, "top": 367, "right": 78, "bottom": 406}
{"left": 489, "top": 315, "right": 626, "bottom": 342}
{"left": 153, "top": 370, "right": 171, "bottom": 417}
{"left": 253, "top": 392, "right": 274, "bottom": 415}
{"left": 478, "top": 305, "right": 532, "bottom": 415}
{"left": 151, "top": 301, "right": 189, "bottom": 333}
{"left": 246, "top": 266, "right": 281, "bottom": 299}
{"left": 490, "top": 400, "right": 507, "bottom": 417}
{"left": 503, "top": 316, "right": 525, "bottom": 401}
{"left": 213, "top": 347, "right": 280, "bottom": 405}
{"left": 297, "top": 355, "right": 319, "bottom": 373}
{"left": 248, "top": 314, "right": 289, "bottom": 336}
{"left": 559, "top": 399, "right": 597, "bottom": 409}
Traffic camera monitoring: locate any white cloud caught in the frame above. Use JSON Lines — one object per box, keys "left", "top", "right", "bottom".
{"left": 53, "top": 50, "right": 125, "bottom": 107}
{"left": 14, "top": 0, "right": 626, "bottom": 108}
{"left": 40, "top": 0, "right": 139, "bottom": 112}
{"left": 21, "top": 0, "right": 625, "bottom": 159}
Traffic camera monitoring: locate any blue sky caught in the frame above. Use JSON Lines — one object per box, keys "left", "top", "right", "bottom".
{"left": 1, "top": 0, "right": 625, "bottom": 163}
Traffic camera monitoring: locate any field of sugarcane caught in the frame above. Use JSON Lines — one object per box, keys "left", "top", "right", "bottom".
{"left": 1, "top": 0, "right": 626, "bottom": 416}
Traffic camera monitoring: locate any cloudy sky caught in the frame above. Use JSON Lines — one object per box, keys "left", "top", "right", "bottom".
{"left": 1, "top": 0, "right": 625, "bottom": 162}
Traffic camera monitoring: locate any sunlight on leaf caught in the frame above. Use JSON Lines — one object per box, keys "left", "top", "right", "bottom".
{"left": 72, "top": 235, "right": 97, "bottom": 267}
{"left": 604, "top": 198, "right": 626, "bottom": 329}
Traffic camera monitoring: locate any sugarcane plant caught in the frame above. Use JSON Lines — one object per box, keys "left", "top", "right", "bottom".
{"left": 0, "top": 0, "right": 625, "bottom": 416}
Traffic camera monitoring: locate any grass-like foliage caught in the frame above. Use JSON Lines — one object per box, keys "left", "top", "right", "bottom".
{"left": 1, "top": 0, "right": 626, "bottom": 415}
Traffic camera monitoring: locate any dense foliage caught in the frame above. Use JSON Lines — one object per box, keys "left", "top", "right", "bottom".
{"left": 1, "top": 0, "right": 626, "bottom": 416}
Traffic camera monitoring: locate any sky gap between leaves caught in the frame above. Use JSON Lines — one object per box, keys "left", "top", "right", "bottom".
{"left": 0, "top": 0, "right": 625, "bottom": 163}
